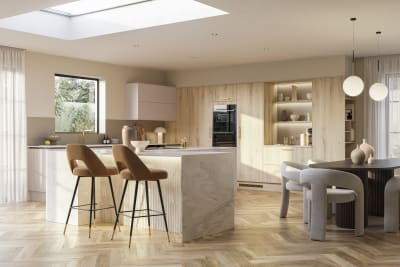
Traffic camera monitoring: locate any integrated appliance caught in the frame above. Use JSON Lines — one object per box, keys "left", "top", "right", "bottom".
{"left": 212, "top": 104, "right": 237, "bottom": 147}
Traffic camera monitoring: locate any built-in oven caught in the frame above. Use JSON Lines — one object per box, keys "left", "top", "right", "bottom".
{"left": 212, "top": 104, "right": 237, "bottom": 147}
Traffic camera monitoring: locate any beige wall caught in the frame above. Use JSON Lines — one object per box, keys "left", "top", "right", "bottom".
{"left": 26, "top": 52, "right": 166, "bottom": 119}
{"left": 166, "top": 56, "right": 348, "bottom": 87}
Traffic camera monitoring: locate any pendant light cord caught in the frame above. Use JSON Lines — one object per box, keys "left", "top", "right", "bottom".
{"left": 350, "top": 17, "right": 357, "bottom": 74}
{"left": 376, "top": 31, "right": 382, "bottom": 73}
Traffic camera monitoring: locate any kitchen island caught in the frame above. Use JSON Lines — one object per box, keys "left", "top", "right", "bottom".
{"left": 27, "top": 146, "right": 236, "bottom": 242}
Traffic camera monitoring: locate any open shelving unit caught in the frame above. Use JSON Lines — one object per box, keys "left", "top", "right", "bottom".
{"left": 345, "top": 97, "right": 356, "bottom": 158}
{"left": 273, "top": 81, "right": 313, "bottom": 145}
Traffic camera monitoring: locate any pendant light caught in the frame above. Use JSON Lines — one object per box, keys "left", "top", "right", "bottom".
{"left": 343, "top": 17, "right": 364, "bottom": 97}
{"left": 369, "top": 31, "right": 388, "bottom": 101}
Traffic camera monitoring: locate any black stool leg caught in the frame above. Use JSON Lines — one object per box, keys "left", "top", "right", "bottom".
{"left": 63, "top": 176, "right": 80, "bottom": 235}
{"left": 145, "top": 181, "right": 151, "bottom": 236}
{"left": 89, "top": 176, "right": 94, "bottom": 238}
{"left": 93, "top": 177, "right": 96, "bottom": 228}
{"left": 108, "top": 176, "right": 121, "bottom": 232}
{"left": 156, "top": 180, "right": 170, "bottom": 242}
{"left": 111, "top": 180, "right": 129, "bottom": 240}
{"left": 129, "top": 181, "right": 139, "bottom": 248}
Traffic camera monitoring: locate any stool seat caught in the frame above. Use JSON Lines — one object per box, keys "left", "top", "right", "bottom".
{"left": 72, "top": 166, "right": 118, "bottom": 177}
{"left": 119, "top": 168, "right": 168, "bottom": 180}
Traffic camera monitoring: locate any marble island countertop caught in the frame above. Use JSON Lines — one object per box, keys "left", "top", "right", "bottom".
{"left": 28, "top": 144, "right": 236, "bottom": 157}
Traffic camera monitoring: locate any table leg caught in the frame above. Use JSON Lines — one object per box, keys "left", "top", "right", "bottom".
{"left": 336, "top": 170, "right": 368, "bottom": 229}
{"left": 368, "top": 169, "right": 394, "bottom": 216}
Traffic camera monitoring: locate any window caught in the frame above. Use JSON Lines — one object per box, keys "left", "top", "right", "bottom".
{"left": 55, "top": 74, "right": 99, "bottom": 133}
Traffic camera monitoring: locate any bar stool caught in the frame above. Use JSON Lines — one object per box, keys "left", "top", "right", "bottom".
{"left": 111, "top": 145, "right": 169, "bottom": 248}
{"left": 64, "top": 144, "right": 120, "bottom": 238}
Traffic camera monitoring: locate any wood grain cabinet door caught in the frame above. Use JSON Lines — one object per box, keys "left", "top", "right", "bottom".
{"left": 312, "top": 76, "right": 345, "bottom": 161}
{"left": 214, "top": 84, "right": 237, "bottom": 103}
{"left": 236, "top": 83, "right": 265, "bottom": 182}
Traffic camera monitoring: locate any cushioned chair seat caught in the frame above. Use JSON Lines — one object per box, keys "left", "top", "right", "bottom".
{"left": 72, "top": 166, "right": 118, "bottom": 177}
{"left": 119, "top": 168, "right": 168, "bottom": 180}
{"left": 306, "top": 188, "right": 356, "bottom": 203}
{"left": 286, "top": 181, "right": 303, "bottom": 191}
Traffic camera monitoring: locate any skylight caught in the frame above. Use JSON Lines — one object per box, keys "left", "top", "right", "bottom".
{"left": 0, "top": 0, "right": 228, "bottom": 40}
{"left": 43, "top": 0, "right": 147, "bottom": 17}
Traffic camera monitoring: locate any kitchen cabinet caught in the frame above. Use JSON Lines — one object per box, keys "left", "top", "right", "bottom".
{"left": 263, "top": 145, "right": 312, "bottom": 184}
{"left": 312, "top": 76, "right": 345, "bottom": 161}
{"left": 214, "top": 84, "right": 236, "bottom": 103}
{"left": 28, "top": 149, "right": 47, "bottom": 201}
{"left": 166, "top": 87, "right": 214, "bottom": 146}
{"left": 236, "top": 83, "right": 265, "bottom": 183}
{"left": 126, "top": 83, "right": 176, "bottom": 121}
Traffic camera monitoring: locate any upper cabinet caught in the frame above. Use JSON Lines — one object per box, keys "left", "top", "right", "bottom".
{"left": 126, "top": 83, "right": 176, "bottom": 121}
{"left": 214, "top": 84, "right": 236, "bottom": 103}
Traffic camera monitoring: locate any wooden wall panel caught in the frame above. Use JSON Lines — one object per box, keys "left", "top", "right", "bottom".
{"left": 312, "top": 76, "right": 345, "bottom": 161}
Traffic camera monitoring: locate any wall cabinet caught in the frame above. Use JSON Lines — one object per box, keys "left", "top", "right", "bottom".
{"left": 214, "top": 84, "right": 236, "bottom": 103}
{"left": 126, "top": 83, "right": 176, "bottom": 121}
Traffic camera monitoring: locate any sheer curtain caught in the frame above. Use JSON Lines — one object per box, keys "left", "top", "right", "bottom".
{"left": 0, "top": 46, "right": 27, "bottom": 203}
{"left": 356, "top": 55, "right": 400, "bottom": 159}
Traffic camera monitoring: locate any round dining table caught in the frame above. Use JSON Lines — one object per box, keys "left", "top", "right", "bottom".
{"left": 310, "top": 158, "right": 400, "bottom": 229}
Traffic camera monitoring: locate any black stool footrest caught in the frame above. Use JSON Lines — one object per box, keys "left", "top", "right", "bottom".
{"left": 72, "top": 203, "right": 115, "bottom": 212}
{"left": 120, "top": 208, "right": 165, "bottom": 219}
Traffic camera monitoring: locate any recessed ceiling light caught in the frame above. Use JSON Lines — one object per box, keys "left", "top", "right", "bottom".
{"left": 43, "top": 0, "right": 149, "bottom": 17}
{"left": 210, "top": 32, "right": 219, "bottom": 37}
{"left": 132, "top": 44, "right": 140, "bottom": 48}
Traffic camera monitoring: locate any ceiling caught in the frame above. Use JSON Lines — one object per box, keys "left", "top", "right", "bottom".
{"left": 1, "top": 0, "right": 400, "bottom": 71}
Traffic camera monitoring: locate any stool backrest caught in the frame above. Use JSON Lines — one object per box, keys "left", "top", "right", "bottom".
{"left": 112, "top": 145, "right": 152, "bottom": 179}
{"left": 66, "top": 144, "right": 108, "bottom": 176}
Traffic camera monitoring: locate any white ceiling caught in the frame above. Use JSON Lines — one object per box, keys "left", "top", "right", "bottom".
{"left": 1, "top": 0, "right": 400, "bottom": 71}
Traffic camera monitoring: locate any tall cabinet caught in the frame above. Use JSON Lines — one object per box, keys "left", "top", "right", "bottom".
{"left": 236, "top": 83, "right": 265, "bottom": 182}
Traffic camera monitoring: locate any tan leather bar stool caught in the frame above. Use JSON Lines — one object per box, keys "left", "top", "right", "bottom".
{"left": 64, "top": 144, "right": 120, "bottom": 238}
{"left": 111, "top": 145, "right": 169, "bottom": 248}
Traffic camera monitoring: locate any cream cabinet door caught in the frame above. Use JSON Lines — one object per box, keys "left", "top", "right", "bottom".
{"left": 237, "top": 83, "right": 264, "bottom": 182}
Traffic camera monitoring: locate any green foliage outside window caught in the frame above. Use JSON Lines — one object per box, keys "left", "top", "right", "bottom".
{"left": 55, "top": 75, "right": 98, "bottom": 133}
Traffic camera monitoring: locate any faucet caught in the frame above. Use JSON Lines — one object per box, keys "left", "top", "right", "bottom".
{"left": 80, "top": 129, "right": 93, "bottom": 144}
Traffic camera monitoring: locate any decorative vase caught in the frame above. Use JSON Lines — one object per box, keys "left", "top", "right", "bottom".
{"left": 122, "top": 125, "right": 136, "bottom": 152}
{"left": 359, "top": 138, "right": 374, "bottom": 162}
{"left": 351, "top": 145, "right": 365, "bottom": 165}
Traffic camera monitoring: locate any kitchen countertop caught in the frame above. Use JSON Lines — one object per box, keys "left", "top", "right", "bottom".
{"left": 264, "top": 144, "right": 312, "bottom": 148}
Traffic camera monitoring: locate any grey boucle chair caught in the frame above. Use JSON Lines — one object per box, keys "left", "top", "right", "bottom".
{"left": 280, "top": 161, "right": 309, "bottom": 223}
{"left": 384, "top": 176, "right": 400, "bottom": 232}
{"left": 300, "top": 168, "right": 364, "bottom": 241}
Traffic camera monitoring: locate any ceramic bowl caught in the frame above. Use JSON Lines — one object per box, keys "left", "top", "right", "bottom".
{"left": 130, "top": 140, "right": 150, "bottom": 152}
{"left": 47, "top": 135, "right": 60, "bottom": 144}
{"left": 290, "top": 114, "right": 300, "bottom": 121}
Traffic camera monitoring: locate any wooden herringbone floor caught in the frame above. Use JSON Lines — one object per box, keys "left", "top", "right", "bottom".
{"left": 1, "top": 190, "right": 400, "bottom": 266}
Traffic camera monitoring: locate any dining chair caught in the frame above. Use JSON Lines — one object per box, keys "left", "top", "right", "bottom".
{"left": 300, "top": 168, "right": 364, "bottom": 241}
{"left": 280, "top": 161, "right": 308, "bottom": 223}
{"left": 111, "top": 145, "right": 169, "bottom": 248}
{"left": 384, "top": 176, "right": 400, "bottom": 232}
{"left": 64, "top": 144, "right": 120, "bottom": 238}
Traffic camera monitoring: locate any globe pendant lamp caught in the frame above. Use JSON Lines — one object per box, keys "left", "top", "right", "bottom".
{"left": 343, "top": 17, "right": 364, "bottom": 97}
{"left": 369, "top": 31, "right": 388, "bottom": 101}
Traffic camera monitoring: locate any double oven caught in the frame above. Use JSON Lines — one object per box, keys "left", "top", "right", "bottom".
{"left": 212, "top": 104, "right": 237, "bottom": 147}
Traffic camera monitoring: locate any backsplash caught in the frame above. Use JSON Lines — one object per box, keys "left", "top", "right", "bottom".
{"left": 27, "top": 117, "right": 166, "bottom": 145}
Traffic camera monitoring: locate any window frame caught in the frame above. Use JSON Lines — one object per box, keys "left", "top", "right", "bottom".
{"left": 54, "top": 73, "right": 100, "bottom": 134}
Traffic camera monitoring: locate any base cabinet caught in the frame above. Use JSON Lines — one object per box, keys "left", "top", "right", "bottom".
{"left": 263, "top": 146, "right": 312, "bottom": 184}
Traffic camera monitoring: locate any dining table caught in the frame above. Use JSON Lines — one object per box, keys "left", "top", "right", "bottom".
{"left": 310, "top": 158, "right": 400, "bottom": 229}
